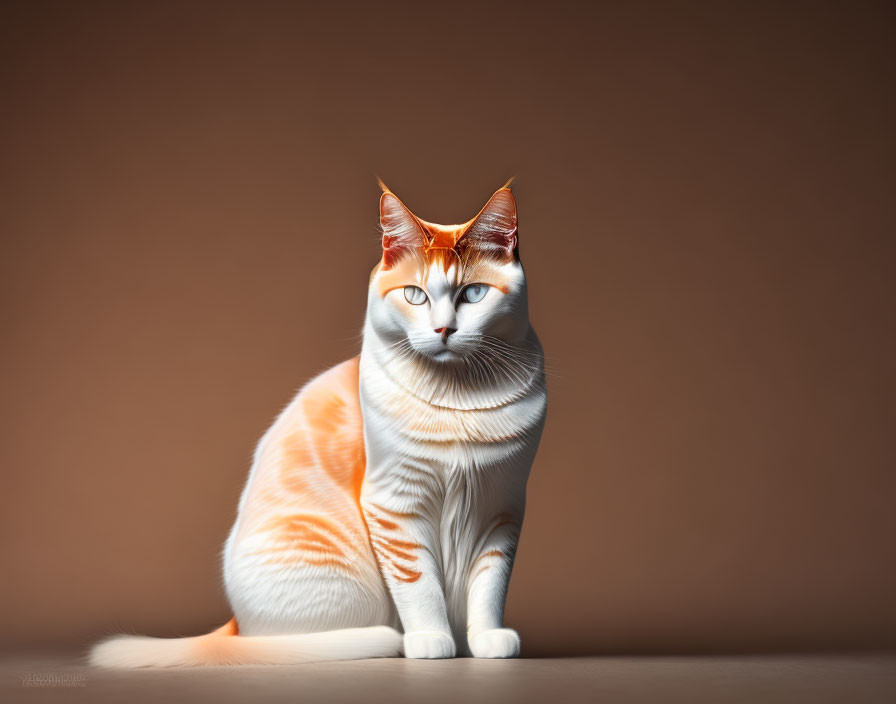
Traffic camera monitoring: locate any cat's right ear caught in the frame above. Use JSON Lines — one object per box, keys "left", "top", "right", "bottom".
{"left": 379, "top": 190, "right": 426, "bottom": 268}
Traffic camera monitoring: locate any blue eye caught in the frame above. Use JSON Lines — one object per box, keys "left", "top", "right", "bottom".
{"left": 403, "top": 286, "right": 427, "bottom": 305}
{"left": 461, "top": 284, "right": 488, "bottom": 304}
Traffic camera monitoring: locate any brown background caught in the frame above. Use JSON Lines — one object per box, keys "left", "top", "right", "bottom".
{"left": 1, "top": 1, "right": 894, "bottom": 656}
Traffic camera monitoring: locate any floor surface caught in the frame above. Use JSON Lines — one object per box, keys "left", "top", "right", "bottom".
{"left": 2, "top": 653, "right": 895, "bottom": 703}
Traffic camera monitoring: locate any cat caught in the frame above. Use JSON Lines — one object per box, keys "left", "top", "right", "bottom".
{"left": 90, "top": 182, "right": 547, "bottom": 667}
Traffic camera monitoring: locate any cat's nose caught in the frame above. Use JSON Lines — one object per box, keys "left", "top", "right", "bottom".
{"left": 434, "top": 327, "right": 456, "bottom": 341}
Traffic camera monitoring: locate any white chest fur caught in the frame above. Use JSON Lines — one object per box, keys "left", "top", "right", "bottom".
{"left": 358, "top": 332, "right": 546, "bottom": 647}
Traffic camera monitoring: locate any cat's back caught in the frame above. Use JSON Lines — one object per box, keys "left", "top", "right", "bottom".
{"left": 231, "top": 357, "right": 367, "bottom": 545}
{"left": 280, "top": 356, "right": 365, "bottom": 492}
{"left": 266, "top": 355, "right": 364, "bottom": 494}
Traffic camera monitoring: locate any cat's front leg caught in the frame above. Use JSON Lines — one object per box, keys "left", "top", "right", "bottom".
{"left": 466, "top": 514, "right": 522, "bottom": 658}
{"left": 361, "top": 490, "right": 455, "bottom": 659}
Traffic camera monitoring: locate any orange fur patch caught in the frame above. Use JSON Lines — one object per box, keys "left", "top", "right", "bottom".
{"left": 235, "top": 358, "right": 371, "bottom": 572}
{"left": 212, "top": 618, "right": 239, "bottom": 636}
{"left": 392, "top": 563, "right": 423, "bottom": 583}
{"left": 363, "top": 503, "right": 424, "bottom": 585}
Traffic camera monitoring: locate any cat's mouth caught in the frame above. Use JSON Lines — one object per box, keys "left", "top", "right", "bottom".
{"left": 431, "top": 348, "right": 461, "bottom": 362}
{"left": 403, "top": 332, "right": 484, "bottom": 363}
{"left": 406, "top": 339, "right": 470, "bottom": 363}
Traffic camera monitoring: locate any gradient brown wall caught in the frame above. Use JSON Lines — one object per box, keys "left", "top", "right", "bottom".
{"left": 2, "top": 1, "right": 894, "bottom": 655}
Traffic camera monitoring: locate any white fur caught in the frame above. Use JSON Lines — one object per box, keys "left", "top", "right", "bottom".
{"left": 359, "top": 255, "right": 546, "bottom": 657}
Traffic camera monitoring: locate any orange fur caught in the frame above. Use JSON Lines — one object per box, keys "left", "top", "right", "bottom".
{"left": 235, "top": 358, "right": 371, "bottom": 571}
{"left": 364, "top": 503, "right": 424, "bottom": 585}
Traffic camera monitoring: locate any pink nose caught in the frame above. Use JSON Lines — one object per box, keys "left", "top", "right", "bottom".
{"left": 434, "top": 327, "right": 455, "bottom": 340}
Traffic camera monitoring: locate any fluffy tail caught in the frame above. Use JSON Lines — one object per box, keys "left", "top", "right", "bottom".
{"left": 89, "top": 619, "right": 403, "bottom": 668}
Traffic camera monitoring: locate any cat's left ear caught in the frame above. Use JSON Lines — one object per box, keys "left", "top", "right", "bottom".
{"left": 461, "top": 187, "right": 518, "bottom": 260}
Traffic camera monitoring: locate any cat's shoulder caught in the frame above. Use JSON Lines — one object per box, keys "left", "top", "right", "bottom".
{"left": 294, "top": 356, "right": 361, "bottom": 407}
{"left": 270, "top": 357, "right": 362, "bottom": 434}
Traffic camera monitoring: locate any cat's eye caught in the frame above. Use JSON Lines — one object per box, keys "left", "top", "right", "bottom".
{"left": 403, "top": 286, "right": 428, "bottom": 305}
{"left": 460, "top": 284, "right": 488, "bottom": 304}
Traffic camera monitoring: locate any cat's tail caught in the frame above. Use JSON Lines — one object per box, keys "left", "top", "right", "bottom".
{"left": 89, "top": 618, "right": 403, "bottom": 668}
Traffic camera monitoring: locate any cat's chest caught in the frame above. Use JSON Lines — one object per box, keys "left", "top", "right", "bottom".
{"left": 358, "top": 349, "right": 546, "bottom": 474}
{"left": 362, "top": 380, "right": 544, "bottom": 462}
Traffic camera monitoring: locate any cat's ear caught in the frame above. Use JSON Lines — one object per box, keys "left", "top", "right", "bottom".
{"left": 460, "top": 187, "right": 518, "bottom": 260}
{"left": 379, "top": 189, "right": 426, "bottom": 268}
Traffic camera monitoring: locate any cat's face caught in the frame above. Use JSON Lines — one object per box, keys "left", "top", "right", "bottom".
{"left": 367, "top": 186, "right": 531, "bottom": 363}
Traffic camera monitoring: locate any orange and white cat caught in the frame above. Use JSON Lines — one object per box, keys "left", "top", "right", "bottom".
{"left": 91, "top": 183, "right": 546, "bottom": 667}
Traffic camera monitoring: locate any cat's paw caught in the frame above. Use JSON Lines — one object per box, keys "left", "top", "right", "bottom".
{"left": 403, "top": 631, "right": 456, "bottom": 659}
{"left": 469, "top": 628, "right": 521, "bottom": 658}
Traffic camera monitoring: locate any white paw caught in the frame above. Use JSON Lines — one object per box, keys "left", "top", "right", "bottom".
{"left": 403, "top": 631, "right": 456, "bottom": 659}
{"left": 469, "top": 628, "right": 520, "bottom": 658}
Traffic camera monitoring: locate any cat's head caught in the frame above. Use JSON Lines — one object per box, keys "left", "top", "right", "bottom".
{"left": 366, "top": 183, "right": 531, "bottom": 362}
